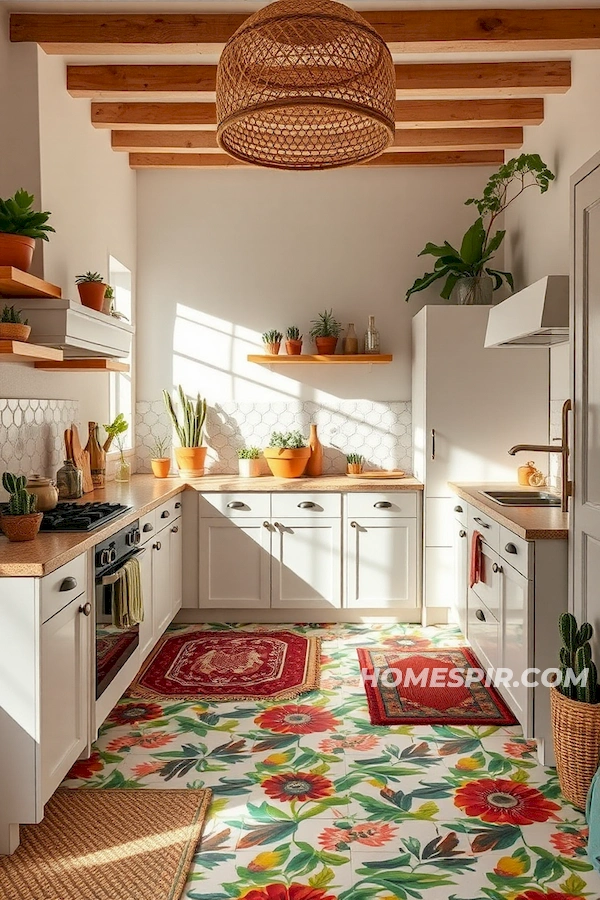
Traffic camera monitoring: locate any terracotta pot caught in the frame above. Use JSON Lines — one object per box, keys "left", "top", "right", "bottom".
{"left": 26, "top": 475, "right": 58, "bottom": 511}
{"left": 306, "top": 423, "right": 323, "bottom": 477}
{"left": 0, "top": 323, "right": 31, "bottom": 342}
{"left": 264, "top": 342, "right": 281, "bottom": 355}
{"left": 77, "top": 282, "right": 107, "bottom": 312}
{"left": 0, "top": 233, "right": 35, "bottom": 271}
{"left": 239, "top": 458, "right": 262, "bottom": 478}
{"left": 347, "top": 463, "right": 363, "bottom": 475}
{"left": 285, "top": 340, "right": 303, "bottom": 356}
{"left": 264, "top": 446, "right": 311, "bottom": 479}
{"left": 175, "top": 446, "right": 207, "bottom": 477}
{"left": 315, "top": 336, "right": 338, "bottom": 355}
{"left": 151, "top": 458, "right": 171, "bottom": 478}
{"left": 0, "top": 512, "right": 43, "bottom": 542}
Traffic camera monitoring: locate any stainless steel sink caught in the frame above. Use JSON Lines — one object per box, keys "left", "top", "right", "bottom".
{"left": 482, "top": 490, "right": 561, "bottom": 507}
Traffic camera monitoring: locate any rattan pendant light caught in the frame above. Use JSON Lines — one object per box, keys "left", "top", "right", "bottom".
{"left": 216, "top": 0, "right": 396, "bottom": 170}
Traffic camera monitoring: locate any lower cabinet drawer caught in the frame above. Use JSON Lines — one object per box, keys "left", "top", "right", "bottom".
{"left": 40, "top": 554, "right": 87, "bottom": 623}
{"left": 200, "top": 493, "right": 271, "bottom": 518}
{"left": 156, "top": 495, "right": 183, "bottom": 526}
{"left": 468, "top": 592, "right": 500, "bottom": 672}
{"left": 346, "top": 491, "right": 418, "bottom": 519}
{"left": 272, "top": 493, "right": 341, "bottom": 518}
{"left": 468, "top": 507, "right": 500, "bottom": 553}
{"left": 499, "top": 526, "right": 531, "bottom": 578}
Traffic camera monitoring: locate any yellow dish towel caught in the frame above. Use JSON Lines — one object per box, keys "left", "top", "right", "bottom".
{"left": 113, "top": 555, "right": 144, "bottom": 628}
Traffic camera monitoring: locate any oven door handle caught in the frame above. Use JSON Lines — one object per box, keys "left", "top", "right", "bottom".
{"left": 98, "top": 547, "right": 146, "bottom": 586}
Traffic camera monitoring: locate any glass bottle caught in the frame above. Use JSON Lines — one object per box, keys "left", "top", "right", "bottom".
{"left": 56, "top": 459, "right": 83, "bottom": 500}
{"left": 364, "top": 315, "right": 380, "bottom": 355}
{"left": 115, "top": 450, "right": 131, "bottom": 483}
{"left": 85, "top": 422, "right": 106, "bottom": 488}
{"left": 343, "top": 323, "right": 359, "bottom": 355}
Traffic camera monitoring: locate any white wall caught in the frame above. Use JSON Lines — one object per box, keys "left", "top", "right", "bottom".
{"left": 136, "top": 164, "right": 496, "bottom": 408}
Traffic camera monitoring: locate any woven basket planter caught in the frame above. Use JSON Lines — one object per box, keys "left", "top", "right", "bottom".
{"left": 551, "top": 686, "right": 600, "bottom": 810}
{"left": 0, "top": 513, "right": 43, "bottom": 542}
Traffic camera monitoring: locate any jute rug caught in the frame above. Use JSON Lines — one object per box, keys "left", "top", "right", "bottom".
{"left": 0, "top": 788, "right": 211, "bottom": 900}
{"left": 128, "top": 628, "right": 321, "bottom": 701}
{"left": 357, "top": 646, "right": 518, "bottom": 726}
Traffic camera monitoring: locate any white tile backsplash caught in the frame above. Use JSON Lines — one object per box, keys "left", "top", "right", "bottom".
{"left": 136, "top": 399, "right": 412, "bottom": 475}
{"left": 0, "top": 398, "right": 79, "bottom": 482}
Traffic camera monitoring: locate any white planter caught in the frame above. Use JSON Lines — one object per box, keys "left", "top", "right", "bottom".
{"left": 238, "top": 458, "right": 261, "bottom": 478}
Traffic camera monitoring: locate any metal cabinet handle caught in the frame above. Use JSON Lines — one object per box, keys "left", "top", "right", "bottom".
{"left": 263, "top": 521, "right": 270, "bottom": 529}
{"left": 59, "top": 576, "right": 77, "bottom": 591}
{"left": 152, "top": 541, "right": 162, "bottom": 550}
{"left": 171, "top": 525, "right": 179, "bottom": 533}
{"left": 298, "top": 502, "right": 316, "bottom": 509}
{"left": 459, "top": 529, "right": 467, "bottom": 538}
{"left": 454, "top": 505, "right": 463, "bottom": 513}
{"left": 79, "top": 602, "right": 92, "bottom": 616}
{"left": 350, "top": 521, "right": 359, "bottom": 529}
{"left": 475, "top": 609, "right": 486, "bottom": 622}
{"left": 161, "top": 510, "right": 170, "bottom": 518}
{"left": 274, "top": 522, "right": 282, "bottom": 529}
{"left": 505, "top": 543, "right": 517, "bottom": 554}
{"left": 374, "top": 501, "right": 392, "bottom": 509}
{"left": 474, "top": 517, "right": 490, "bottom": 529}
{"left": 143, "top": 522, "right": 153, "bottom": 532}
{"left": 175, "top": 501, "right": 181, "bottom": 509}
{"left": 431, "top": 428, "right": 436, "bottom": 461}
{"left": 227, "top": 501, "right": 246, "bottom": 509}
{"left": 492, "top": 562, "right": 503, "bottom": 574}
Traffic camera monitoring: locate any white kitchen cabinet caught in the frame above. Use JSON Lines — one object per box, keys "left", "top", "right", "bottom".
{"left": 452, "top": 516, "right": 468, "bottom": 636}
{"left": 199, "top": 517, "right": 271, "bottom": 609}
{"left": 271, "top": 518, "right": 342, "bottom": 609}
{"left": 138, "top": 544, "right": 154, "bottom": 660}
{"left": 500, "top": 559, "right": 532, "bottom": 731}
{"left": 169, "top": 519, "right": 183, "bottom": 615}
{"left": 346, "top": 517, "right": 418, "bottom": 609}
{"left": 152, "top": 529, "right": 173, "bottom": 633}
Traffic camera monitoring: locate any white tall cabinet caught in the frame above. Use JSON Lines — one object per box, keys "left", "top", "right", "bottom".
{"left": 412, "top": 306, "right": 549, "bottom": 613}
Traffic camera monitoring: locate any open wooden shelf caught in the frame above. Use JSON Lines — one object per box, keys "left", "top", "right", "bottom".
{"left": 0, "top": 340, "right": 63, "bottom": 363}
{"left": 34, "top": 358, "right": 130, "bottom": 372}
{"left": 0, "top": 267, "right": 62, "bottom": 299}
{"left": 248, "top": 354, "right": 393, "bottom": 365}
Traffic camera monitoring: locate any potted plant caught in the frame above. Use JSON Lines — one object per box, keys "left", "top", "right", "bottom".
{"left": 0, "top": 472, "right": 43, "bottom": 542}
{"left": 103, "top": 413, "right": 130, "bottom": 482}
{"left": 310, "top": 309, "right": 342, "bottom": 354}
{"left": 263, "top": 330, "right": 282, "bottom": 355}
{"left": 285, "top": 326, "right": 303, "bottom": 356}
{"left": 264, "top": 430, "right": 310, "bottom": 478}
{"left": 104, "top": 284, "right": 114, "bottom": 315}
{"left": 346, "top": 453, "right": 364, "bottom": 475}
{"left": 76, "top": 271, "right": 107, "bottom": 312}
{"left": 405, "top": 154, "right": 555, "bottom": 305}
{"left": 0, "top": 305, "right": 30, "bottom": 342}
{"left": 163, "top": 384, "right": 208, "bottom": 477}
{"left": 0, "top": 189, "right": 54, "bottom": 272}
{"left": 238, "top": 447, "right": 262, "bottom": 478}
{"left": 550, "top": 612, "right": 600, "bottom": 810}
{"left": 149, "top": 435, "right": 171, "bottom": 479}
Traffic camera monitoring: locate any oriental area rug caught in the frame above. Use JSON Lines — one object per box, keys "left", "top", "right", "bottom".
{"left": 357, "top": 646, "right": 518, "bottom": 726}
{"left": 129, "top": 628, "right": 321, "bottom": 701}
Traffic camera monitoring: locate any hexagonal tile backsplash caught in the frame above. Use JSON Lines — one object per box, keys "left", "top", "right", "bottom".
{"left": 136, "top": 400, "right": 412, "bottom": 475}
{"left": 0, "top": 399, "right": 79, "bottom": 483}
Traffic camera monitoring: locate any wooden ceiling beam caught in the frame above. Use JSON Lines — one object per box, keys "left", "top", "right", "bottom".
{"left": 93, "top": 98, "right": 543, "bottom": 131}
{"left": 12, "top": 10, "right": 600, "bottom": 54}
{"left": 68, "top": 61, "right": 570, "bottom": 100}
{"left": 129, "top": 150, "right": 504, "bottom": 169}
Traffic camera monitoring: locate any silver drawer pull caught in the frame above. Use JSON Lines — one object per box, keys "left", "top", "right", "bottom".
{"left": 474, "top": 517, "right": 490, "bottom": 529}
{"left": 161, "top": 510, "right": 170, "bottom": 518}
{"left": 298, "top": 501, "right": 316, "bottom": 509}
{"left": 350, "top": 520, "right": 359, "bottom": 529}
{"left": 459, "top": 529, "right": 467, "bottom": 538}
{"left": 227, "top": 501, "right": 246, "bottom": 509}
{"left": 492, "top": 562, "right": 503, "bottom": 574}
{"left": 143, "top": 522, "right": 153, "bottom": 532}
{"left": 374, "top": 501, "right": 392, "bottom": 509}
{"left": 475, "top": 609, "right": 486, "bottom": 622}
{"left": 59, "top": 576, "right": 77, "bottom": 592}
{"left": 505, "top": 543, "right": 517, "bottom": 554}
{"left": 79, "top": 602, "right": 92, "bottom": 616}
{"left": 171, "top": 525, "right": 179, "bottom": 533}
{"left": 454, "top": 505, "right": 463, "bottom": 513}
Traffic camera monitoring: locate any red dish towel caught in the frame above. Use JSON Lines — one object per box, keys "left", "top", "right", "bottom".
{"left": 470, "top": 530, "right": 483, "bottom": 589}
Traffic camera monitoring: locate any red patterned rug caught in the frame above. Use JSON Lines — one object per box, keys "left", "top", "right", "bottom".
{"left": 357, "top": 646, "right": 518, "bottom": 726}
{"left": 129, "top": 629, "right": 321, "bottom": 701}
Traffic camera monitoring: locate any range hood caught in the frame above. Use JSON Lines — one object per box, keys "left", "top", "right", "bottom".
{"left": 484, "top": 275, "right": 569, "bottom": 348}
{"left": 11, "top": 298, "right": 133, "bottom": 358}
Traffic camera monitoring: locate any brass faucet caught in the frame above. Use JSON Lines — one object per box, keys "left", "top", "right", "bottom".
{"left": 508, "top": 398, "right": 572, "bottom": 513}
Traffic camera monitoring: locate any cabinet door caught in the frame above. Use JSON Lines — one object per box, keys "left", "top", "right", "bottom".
{"left": 271, "top": 519, "right": 342, "bottom": 609}
{"left": 500, "top": 561, "right": 532, "bottom": 731}
{"left": 138, "top": 545, "right": 154, "bottom": 660}
{"left": 152, "top": 534, "right": 172, "bottom": 635}
{"left": 40, "top": 594, "right": 89, "bottom": 803}
{"left": 169, "top": 521, "right": 183, "bottom": 616}
{"left": 199, "top": 518, "right": 271, "bottom": 609}
{"left": 470, "top": 541, "right": 501, "bottom": 621}
{"left": 453, "top": 519, "right": 468, "bottom": 636}
{"left": 346, "top": 517, "right": 418, "bottom": 608}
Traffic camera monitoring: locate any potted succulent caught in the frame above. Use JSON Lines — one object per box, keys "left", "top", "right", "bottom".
{"left": 285, "top": 326, "right": 303, "bottom": 356}
{"left": 76, "top": 271, "right": 107, "bottom": 312}
{"left": 264, "top": 430, "right": 310, "bottom": 478}
{"left": 0, "top": 305, "right": 30, "bottom": 342}
{"left": 0, "top": 189, "right": 54, "bottom": 272}
{"left": 310, "top": 309, "right": 342, "bottom": 354}
{"left": 405, "top": 154, "right": 555, "bottom": 305}
{"left": 103, "top": 413, "right": 130, "bottom": 482}
{"left": 0, "top": 472, "right": 43, "bottom": 542}
{"left": 550, "top": 612, "right": 600, "bottom": 810}
{"left": 104, "top": 284, "right": 114, "bottom": 315}
{"left": 163, "top": 384, "right": 208, "bottom": 477}
{"left": 346, "top": 453, "right": 365, "bottom": 475}
{"left": 149, "top": 435, "right": 171, "bottom": 479}
{"left": 263, "top": 330, "right": 282, "bottom": 355}
{"left": 238, "top": 447, "right": 262, "bottom": 478}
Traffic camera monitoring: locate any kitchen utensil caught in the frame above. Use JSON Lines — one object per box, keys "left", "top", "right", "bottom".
{"left": 71, "top": 423, "right": 94, "bottom": 493}
{"left": 85, "top": 422, "right": 106, "bottom": 488}
{"left": 346, "top": 470, "right": 406, "bottom": 479}
{"left": 64, "top": 428, "right": 73, "bottom": 461}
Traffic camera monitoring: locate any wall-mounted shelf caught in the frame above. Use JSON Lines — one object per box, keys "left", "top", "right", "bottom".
{"left": 0, "top": 267, "right": 62, "bottom": 299}
{"left": 248, "top": 354, "right": 393, "bottom": 365}
{"left": 0, "top": 340, "right": 63, "bottom": 363}
{"left": 34, "top": 358, "right": 130, "bottom": 372}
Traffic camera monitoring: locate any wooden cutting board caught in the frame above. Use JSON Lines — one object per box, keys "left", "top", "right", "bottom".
{"left": 71, "top": 424, "right": 94, "bottom": 493}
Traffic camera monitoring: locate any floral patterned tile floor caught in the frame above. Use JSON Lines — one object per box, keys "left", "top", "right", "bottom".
{"left": 63, "top": 622, "right": 600, "bottom": 900}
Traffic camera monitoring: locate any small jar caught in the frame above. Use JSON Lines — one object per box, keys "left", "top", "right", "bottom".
{"left": 343, "top": 323, "right": 359, "bottom": 355}
{"left": 364, "top": 315, "right": 380, "bottom": 355}
{"left": 56, "top": 460, "right": 83, "bottom": 500}
{"left": 26, "top": 474, "right": 59, "bottom": 511}
{"left": 115, "top": 455, "right": 131, "bottom": 483}
{"left": 517, "top": 461, "right": 537, "bottom": 486}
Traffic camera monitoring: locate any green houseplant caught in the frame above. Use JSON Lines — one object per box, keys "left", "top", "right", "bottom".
{"left": 262, "top": 329, "right": 283, "bottom": 355}
{"left": 149, "top": 435, "right": 171, "bottom": 479}
{"left": 103, "top": 413, "right": 130, "bottom": 483}
{"left": 346, "top": 452, "right": 365, "bottom": 475}
{"left": 310, "top": 309, "right": 342, "bottom": 354}
{"left": 163, "top": 384, "right": 208, "bottom": 477}
{"left": 550, "top": 612, "right": 600, "bottom": 810}
{"left": 0, "top": 189, "right": 54, "bottom": 272}
{"left": 0, "top": 472, "right": 42, "bottom": 542}
{"left": 285, "top": 325, "right": 303, "bottom": 356}
{"left": 0, "top": 305, "right": 30, "bottom": 342}
{"left": 405, "top": 154, "right": 555, "bottom": 305}
{"left": 75, "top": 271, "right": 107, "bottom": 312}
{"left": 264, "top": 430, "right": 310, "bottom": 479}
{"left": 237, "top": 446, "right": 262, "bottom": 478}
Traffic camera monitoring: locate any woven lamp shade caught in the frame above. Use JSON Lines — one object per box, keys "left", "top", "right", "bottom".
{"left": 216, "top": 0, "right": 396, "bottom": 170}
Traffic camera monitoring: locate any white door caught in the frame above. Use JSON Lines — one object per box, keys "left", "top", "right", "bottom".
{"left": 169, "top": 521, "right": 183, "bottom": 616}
{"left": 138, "top": 546, "right": 154, "bottom": 660}
{"left": 271, "top": 519, "right": 342, "bottom": 609}
{"left": 40, "top": 595, "right": 89, "bottom": 803}
{"left": 199, "top": 518, "right": 271, "bottom": 609}
{"left": 572, "top": 155, "right": 600, "bottom": 647}
{"left": 152, "top": 532, "right": 172, "bottom": 635}
{"left": 453, "top": 519, "right": 468, "bottom": 635}
{"left": 346, "top": 517, "right": 418, "bottom": 608}
{"left": 500, "top": 561, "right": 532, "bottom": 732}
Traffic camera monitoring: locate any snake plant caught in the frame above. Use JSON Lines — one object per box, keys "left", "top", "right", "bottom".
{"left": 163, "top": 384, "right": 207, "bottom": 448}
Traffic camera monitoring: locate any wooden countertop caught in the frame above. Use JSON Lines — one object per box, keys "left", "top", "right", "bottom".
{"left": 0, "top": 473, "right": 422, "bottom": 577}
{"left": 449, "top": 482, "right": 569, "bottom": 541}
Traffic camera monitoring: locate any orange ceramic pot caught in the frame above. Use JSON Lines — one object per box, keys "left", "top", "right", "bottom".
{"left": 151, "top": 458, "right": 171, "bottom": 478}
{"left": 264, "top": 342, "right": 281, "bottom": 355}
{"left": 264, "top": 447, "right": 310, "bottom": 479}
{"left": 315, "top": 337, "right": 338, "bottom": 355}
{"left": 0, "top": 512, "right": 43, "bottom": 542}
{"left": 285, "top": 340, "right": 303, "bottom": 356}
{"left": 0, "top": 323, "right": 31, "bottom": 341}
{"left": 0, "top": 234, "right": 35, "bottom": 271}
{"left": 175, "top": 446, "right": 207, "bottom": 477}
{"left": 347, "top": 463, "right": 363, "bottom": 475}
{"left": 77, "top": 282, "right": 106, "bottom": 312}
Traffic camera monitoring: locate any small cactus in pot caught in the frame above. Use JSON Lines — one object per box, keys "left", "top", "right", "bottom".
{"left": 262, "top": 330, "right": 283, "bottom": 355}
{"left": 0, "top": 472, "right": 43, "bottom": 541}
{"left": 346, "top": 453, "right": 365, "bottom": 475}
{"left": 285, "top": 326, "right": 303, "bottom": 356}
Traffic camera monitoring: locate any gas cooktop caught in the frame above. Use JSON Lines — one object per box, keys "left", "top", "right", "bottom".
{"left": 39, "top": 501, "right": 131, "bottom": 532}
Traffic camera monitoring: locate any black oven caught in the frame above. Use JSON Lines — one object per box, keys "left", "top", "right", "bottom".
{"left": 95, "top": 519, "right": 143, "bottom": 699}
